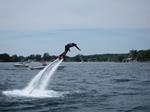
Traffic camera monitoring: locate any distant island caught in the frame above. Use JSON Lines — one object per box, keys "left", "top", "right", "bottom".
{"left": 0, "top": 49, "right": 150, "bottom": 62}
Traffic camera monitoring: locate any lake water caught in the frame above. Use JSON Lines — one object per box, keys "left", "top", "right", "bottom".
{"left": 0, "top": 62, "right": 150, "bottom": 112}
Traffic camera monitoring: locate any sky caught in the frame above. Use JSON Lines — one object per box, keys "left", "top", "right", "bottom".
{"left": 0, "top": 0, "right": 150, "bottom": 56}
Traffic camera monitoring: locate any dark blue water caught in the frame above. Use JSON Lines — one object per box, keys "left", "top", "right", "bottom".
{"left": 0, "top": 62, "right": 150, "bottom": 112}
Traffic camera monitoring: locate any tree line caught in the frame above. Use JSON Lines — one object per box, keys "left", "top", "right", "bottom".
{"left": 0, "top": 53, "right": 57, "bottom": 62}
{"left": 0, "top": 49, "right": 150, "bottom": 62}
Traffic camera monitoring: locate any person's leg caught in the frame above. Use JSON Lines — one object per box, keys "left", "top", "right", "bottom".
{"left": 58, "top": 52, "right": 64, "bottom": 59}
{"left": 58, "top": 46, "right": 69, "bottom": 60}
{"left": 58, "top": 51, "right": 68, "bottom": 60}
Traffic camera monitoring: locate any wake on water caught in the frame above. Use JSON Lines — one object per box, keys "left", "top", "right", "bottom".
{"left": 3, "top": 58, "right": 65, "bottom": 98}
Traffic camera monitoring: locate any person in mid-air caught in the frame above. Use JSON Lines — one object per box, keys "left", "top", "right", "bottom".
{"left": 58, "top": 43, "right": 81, "bottom": 60}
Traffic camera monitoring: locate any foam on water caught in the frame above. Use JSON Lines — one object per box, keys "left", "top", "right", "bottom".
{"left": 2, "top": 89, "right": 63, "bottom": 98}
{"left": 3, "top": 58, "right": 64, "bottom": 98}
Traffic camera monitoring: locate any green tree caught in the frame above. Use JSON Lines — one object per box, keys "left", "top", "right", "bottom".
{"left": 18, "top": 56, "right": 25, "bottom": 62}
{"left": 35, "top": 54, "right": 42, "bottom": 61}
{"left": 11, "top": 54, "right": 18, "bottom": 62}
{"left": 27, "top": 54, "right": 36, "bottom": 60}
{"left": 0, "top": 53, "right": 10, "bottom": 62}
{"left": 43, "top": 53, "right": 50, "bottom": 61}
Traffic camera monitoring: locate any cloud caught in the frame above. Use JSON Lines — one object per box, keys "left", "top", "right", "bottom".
{"left": 0, "top": 0, "right": 150, "bottom": 30}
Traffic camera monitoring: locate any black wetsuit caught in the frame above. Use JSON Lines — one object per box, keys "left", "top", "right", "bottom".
{"left": 59, "top": 43, "right": 81, "bottom": 59}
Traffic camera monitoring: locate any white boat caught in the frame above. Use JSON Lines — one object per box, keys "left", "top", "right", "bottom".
{"left": 29, "top": 65, "right": 65, "bottom": 70}
{"left": 14, "top": 62, "right": 29, "bottom": 67}
{"left": 29, "top": 66, "right": 45, "bottom": 70}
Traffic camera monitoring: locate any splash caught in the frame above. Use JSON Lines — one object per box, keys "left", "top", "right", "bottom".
{"left": 3, "top": 58, "right": 64, "bottom": 98}
{"left": 24, "top": 59, "right": 63, "bottom": 93}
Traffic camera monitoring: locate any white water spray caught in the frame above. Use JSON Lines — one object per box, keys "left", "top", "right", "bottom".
{"left": 3, "top": 58, "right": 64, "bottom": 98}
{"left": 24, "top": 58, "right": 63, "bottom": 93}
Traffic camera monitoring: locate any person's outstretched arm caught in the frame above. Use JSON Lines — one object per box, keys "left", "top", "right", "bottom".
{"left": 75, "top": 45, "right": 81, "bottom": 51}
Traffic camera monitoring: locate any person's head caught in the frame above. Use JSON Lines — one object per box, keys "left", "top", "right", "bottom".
{"left": 72, "top": 43, "right": 76, "bottom": 46}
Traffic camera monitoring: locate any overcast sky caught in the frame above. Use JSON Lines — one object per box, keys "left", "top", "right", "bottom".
{"left": 0, "top": 0, "right": 150, "bottom": 56}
